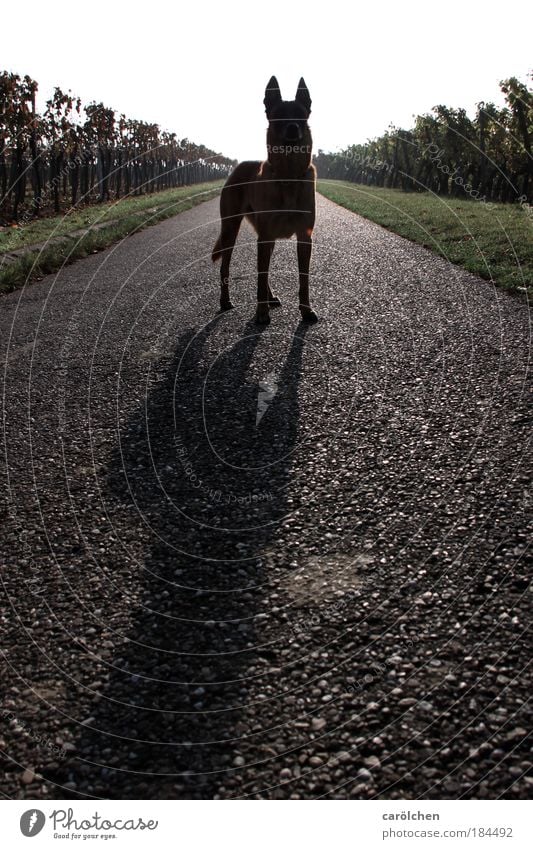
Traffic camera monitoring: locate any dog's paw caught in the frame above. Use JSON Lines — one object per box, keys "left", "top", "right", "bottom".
{"left": 255, "top": 309, "right": 271, "bottom": 325}
{"left": 300, "top": 307, "right": 318, "bottom": 323}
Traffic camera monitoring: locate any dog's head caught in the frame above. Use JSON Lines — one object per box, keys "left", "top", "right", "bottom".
{"left": 264, "top": 76, "right": 312, "bottom": 144}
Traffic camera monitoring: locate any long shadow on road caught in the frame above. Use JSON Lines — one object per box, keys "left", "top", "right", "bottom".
{"left": 56, "top": 317, "right": 311, "bottom": 799}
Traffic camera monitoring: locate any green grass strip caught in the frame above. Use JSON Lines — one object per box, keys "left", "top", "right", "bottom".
{"left": 0, "top": 182, "right": 223, "bottom": 294}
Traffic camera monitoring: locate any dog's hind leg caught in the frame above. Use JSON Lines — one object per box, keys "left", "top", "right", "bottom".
{"left": 297, "top": 232, "right": 318, "bottom": 322}
{"left": 260, "top": 240, "right": 280, "bottom": 307}
{"left": 256, "top": 238, "right": 275, "bottom": 324}
{"left": 267, "top": 268, "right": 281, "bottom": 307}
{"left": 217, "top": 216, "right": 243, "bottom": 311}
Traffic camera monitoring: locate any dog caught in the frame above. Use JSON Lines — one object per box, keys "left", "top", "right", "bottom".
{"left": 212, "top": 76, "right": 317, "bottom": 324}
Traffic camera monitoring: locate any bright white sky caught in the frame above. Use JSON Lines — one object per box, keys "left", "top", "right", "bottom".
{"left": 3, "top": 0, "right": 532, "bottom": 162}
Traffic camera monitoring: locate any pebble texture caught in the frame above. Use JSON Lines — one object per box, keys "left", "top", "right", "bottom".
{"left": 0, "top": 194, "right": 531, "bottom": 800}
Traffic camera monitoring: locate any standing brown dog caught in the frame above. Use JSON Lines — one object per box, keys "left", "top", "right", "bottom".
{"left": 212, "top": 76, "right": 317, "bottom": 324}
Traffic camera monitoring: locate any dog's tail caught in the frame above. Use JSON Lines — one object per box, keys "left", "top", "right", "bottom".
{"left": 212, "top": 235, "right": 223, "bottom": 263}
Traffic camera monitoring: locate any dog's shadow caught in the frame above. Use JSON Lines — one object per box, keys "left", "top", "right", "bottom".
{"left": 56, "top": 318, "right": 311, "bottom": 799}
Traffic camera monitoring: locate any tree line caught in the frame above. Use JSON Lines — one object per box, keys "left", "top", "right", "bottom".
{"left": 0, "top": 71, "right": 236, "bottom": 222}
{"left": 315, "top": 75, "right": 532, "bottom": 205}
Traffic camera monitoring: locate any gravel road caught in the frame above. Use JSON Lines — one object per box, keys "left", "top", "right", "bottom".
{"left": 1, "top": 194, "right": 531, "bottom": 800}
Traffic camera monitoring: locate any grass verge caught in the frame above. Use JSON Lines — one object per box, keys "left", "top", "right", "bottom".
{"left": 317, "top": 180, "right": 532, "bottom": 294}
{"left": 0, "top": 181, "right": 223, "bottom": 294}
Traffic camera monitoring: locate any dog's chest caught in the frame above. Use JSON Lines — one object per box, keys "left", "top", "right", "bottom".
{"left": 267, "top": 200, "right": 311, "bottom": 238}
{"left": 272, "top": 177, "right": 308, "bottom": 204}
{"left": 250, "top": 177, "right": 314, "bottom": 238}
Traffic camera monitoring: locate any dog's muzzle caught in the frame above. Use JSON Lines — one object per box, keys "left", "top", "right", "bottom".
{"left": 284, "top": 123, "right": 303, "bottom": 142}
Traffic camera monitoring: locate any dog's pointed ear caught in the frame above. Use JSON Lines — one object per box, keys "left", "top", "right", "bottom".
{"left": 264, "top": 76, "right": 282, "bottom": 117}
{"left": 295, "top": 77, "right": 312, "bottom": 115}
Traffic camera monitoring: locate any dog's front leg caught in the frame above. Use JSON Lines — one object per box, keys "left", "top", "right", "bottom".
{"left": 297, "top": 234, "right": 318, "bottom": 322}
{"left": 256, "top": 239, "right": 274, "bottom": 324}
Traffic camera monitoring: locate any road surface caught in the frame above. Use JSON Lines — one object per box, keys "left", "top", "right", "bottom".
{"left": 1, "top": 194, "right": 531, "bottom": 799}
